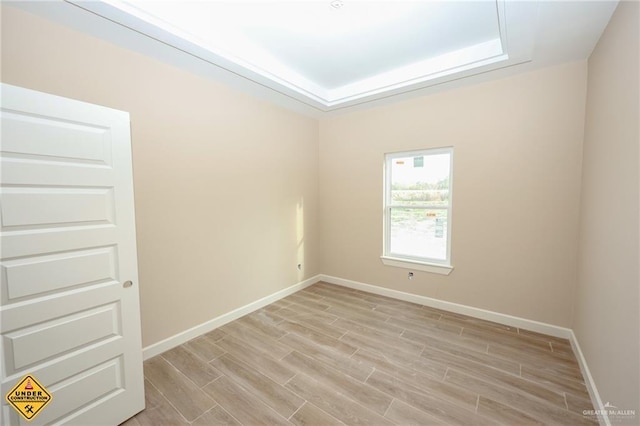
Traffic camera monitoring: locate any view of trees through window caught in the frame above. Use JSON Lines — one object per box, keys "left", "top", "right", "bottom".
{"left": 386, "top": 150, "right": 452, "bottom": 262}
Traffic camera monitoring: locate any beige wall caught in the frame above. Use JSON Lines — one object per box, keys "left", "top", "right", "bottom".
{"left": 319, "top": 62, "right": 588, "bottom": 327}
{"left": 574, "top": 1, "right": 640, "bottom": 418}
{"left": 1, "top": 5, "right": 320, "bottom": 347}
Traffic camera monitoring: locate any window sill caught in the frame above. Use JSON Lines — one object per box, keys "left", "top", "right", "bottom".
{"left": 380, "top": 256, "right": 453, "bottom": 275}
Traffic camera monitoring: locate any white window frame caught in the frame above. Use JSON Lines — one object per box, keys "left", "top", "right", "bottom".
{"left": 381, "top": 147, "right": 454, "bottom": 275}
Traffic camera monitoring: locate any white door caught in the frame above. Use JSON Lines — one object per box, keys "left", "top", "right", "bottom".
{"left": 0, "top": 83, "right": 144, "bottom": 425}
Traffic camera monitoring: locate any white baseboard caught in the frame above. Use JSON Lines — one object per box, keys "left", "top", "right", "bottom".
{"left": 142, "top": 274, "right": 321, "bottom": 360}
{"left": 319, "top": 274, "right": 572, "bottom": 339}
{"left": 569, "top": 330, "right": 610, "bottom": 426}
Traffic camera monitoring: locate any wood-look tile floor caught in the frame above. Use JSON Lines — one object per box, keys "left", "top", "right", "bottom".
{"left": 122, "top": 282, "right": 597, "bottom": 425}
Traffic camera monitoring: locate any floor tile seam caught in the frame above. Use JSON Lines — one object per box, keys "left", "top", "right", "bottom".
{"left": 284, "top": 370, "right": 386, "bottom": 421}
{"left": 381, "top": 397, "right": 395, "bottom": 418}
{"left": 214, "top": 353, "right": 297, "bottom": 402}
{"left": 212, "top": 340, "right": 293, "bottom": 382}
{"left": 144, "top": 373, "right": 194, "bottom": 425}
{"left": 510, "top": 359, "right": 586, "bottom": 386}
{"left": 486, "top": 346, "right": 583, "bottom": 374}
{"left": 344, "top": 321, "right": 424, "bottom": 348}
{"left": 213, "top": 374, "right": 294, "bottom": 425}
{"left": 564, "top": 391, "right": 595, "bottom": 403}
{"left": 386, "top": 312, "right": 451, "bottom": 328}
{"left": 420, "top": 342, "right": 523, "bottom": 377}
{"left": 179, "top": 340, "right": 222, "bottom": 364}
{"left": 212, "top": 344, "right": 291, "bottom": 386}
{"left": 391, "top": 343, "right": 470, "bottom": 381}
{"left": 326, "top": 307, "right": 394, "bottom": 326}
{"left": 399, "top": 326, "right": 484, "bottom": 350}
{"left": 220, "top": 367, "right": 305, "bottom": 422}
{"left": 442, "top": 367, "right": 450, "bottom": 382}
{"left": 439, "top": 321, "right": 522, "bottom": 338}
{"left": 489, "top": 343, "right": 580, "bottom": 362}
{"left": 340, "top": 333, "right": 425, "bottom": 361}
{"left": 295, "top": 290, "right": 328, "bottom": 300}
{"left": 452, "top": 336, "right": 577, "bottom": 371}
{"left": 366, "top": 370, "right": 478, "bottom": 422}
{"left": 234, "top": 318, "right": 290, "bottom": 342}
{"left": 463, "top": 322, "right": 556, "bottom": 340}
{"left": 197, "top": 359, "right": 227, "bottom": 389}
{"left": 517, "top": 328, "right": 572, "bottom": 345}
{"left": 379, "top": 367, "right": 481, "bottom": 411}
{"left": 222, "top": 329, "right": 292, "bottom": 362}
{"left": 278, "top": 329, "right": 356, "bottom": 360}
{"left": 395, "top": 333, "right": 427, "bottom": 352}
{"left": 286, "top": 401, "right": 306, "bottom": 421}
{"left": 376, "top": 305, "right": 445, "bottom": 322}
{"left": 189, "top": 405, "right": 221, "bottom": 425}
{"left": 303, "top": 289, "right": 376, "bottom": 306}
{"left": 383, "top": 398, "right": 446, "bottom": 426}
{"left": 203, "top": 329, "right": 228, "bottom": 343}
{"left": 517, "top": 377, "right": 590, "bottom": 400}
{"left": 476, "top": 394, "right": 551, "bottom": 424}
{"left": 363, "top": 366, "right": 376, "bottom": 383}
{"left": 336, "top": 316, "right": 405, "bottom": 337}
{"left": 520, "top": 366, "right": 589, "bottom": 388}
{"left": 358, "top": 348, "right": 466, "bottom": 393}
{"left": 444, "top": 365, "right": 575, "bottom": 413}
{"left": 286, "top": 349, "right": 391, "bottom": 401}
{"left": 310, "top": 293, "right": 374, "bottom": 309}
{"left": 337, "top": 323, "right": 426, "bottom": 354}
{"left": 475, "top": 393, "right": 564, "bottom": 423}
{"left": 215, "top": 404, "right": 244, "bottom": 426}
{"left": 339, "top": 299, "right": 388, "bottom": 313}
{"left": 285, "top": 299, "right": 332, "bottom": 314}
{"left": 181, "top": 339, "right": 227, "bottom": 365}
{"left": 319, "top": 296, "right": 391, "bottom": 316}
{"left": 463, "top": 330, "right": 565, "bottom": 355}
{"left": 277, "top": 318, "right": 352, "bottom": 344}
{"left": 281, "top": 373, "right": 299, "bottom": 390}
{"left": 519, "top": 335, "right": 574, "bottom": 350}
{"left": 287, "top": 299, "right": 332, "bottom": 313}
{"left": 442, "top": 358, "right": 568, "bottom": 402}
{"left": 348, "top": 348, "right": 360, "bottom": 360}
{"left": 158, "top": 353, "right": 220, "bottom": 399}
{"left": 283, "top": 318, "right": 346, "bottom": 340}
{"left": 289, "top": 400, "right": 345, "bottom": 425}
{"left": 328, "top": 310, "right": 393, "bottom": 326}
{"left": 275, "top": 330, "right": 291, "bottom": 343}
{"left": 248, "top": 313, "right": 283, "bottom": 331}
{"left": 316, "top": 371, "right": 393, "bottom": 415}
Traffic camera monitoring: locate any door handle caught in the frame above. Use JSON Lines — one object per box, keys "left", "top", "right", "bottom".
{"left": 123, "top": 280, "right": 133, "bottom": 288}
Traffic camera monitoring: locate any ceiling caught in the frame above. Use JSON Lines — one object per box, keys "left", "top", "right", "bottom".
{"left": 10, "top": 1, "right": 618, "bottom": 115}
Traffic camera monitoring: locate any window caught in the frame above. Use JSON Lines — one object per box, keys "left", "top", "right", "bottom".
{"left": 382, "top": 148, "right": 453, "bottom": 274}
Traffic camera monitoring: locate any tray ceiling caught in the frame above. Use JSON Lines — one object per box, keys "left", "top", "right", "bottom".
{"left": 10, "top": 1, "right": 619, "bottom": 115}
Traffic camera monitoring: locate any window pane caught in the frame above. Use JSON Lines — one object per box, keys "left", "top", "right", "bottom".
{"left": 389, "top": 208, "right": 447, "bottom": 260}
{"left": 390, "top": 153, "right": 450, "bottom": 207}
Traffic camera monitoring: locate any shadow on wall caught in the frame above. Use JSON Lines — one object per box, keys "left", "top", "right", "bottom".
{"left": 297, "top": 197, "right": 305, "bottom": 281}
